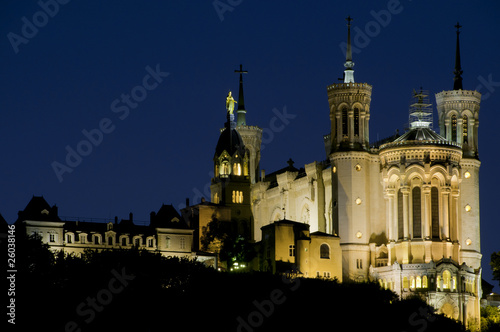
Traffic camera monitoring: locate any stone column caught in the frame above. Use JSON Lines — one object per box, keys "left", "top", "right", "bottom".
{"left": 423, "top": 185, "right": 431, "bottom": 239}
{"left": 401, "top": 186, "right": 410, "bottom": 240}
{"left": 442, "top": 187, "right": 451, "bottom": 240}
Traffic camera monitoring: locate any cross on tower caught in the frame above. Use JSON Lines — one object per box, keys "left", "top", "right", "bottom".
{"left": 234, "top": 64, "right": 248, "bottom": 76}
{"left": 346, "top": 15, "right": 353, "bottom": 26}
{"left": 455, "top": 22, "right": 462, "bottom": 34}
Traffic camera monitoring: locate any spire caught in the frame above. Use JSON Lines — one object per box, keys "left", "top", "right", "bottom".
{"left": 235, "top": 64, "right": 248, "bottom": 126}
{"left": 453, "top": 22, "right": 463, "bottom": 90}
{"left": 344, "top": 16, "right": 355, "bottom": 83}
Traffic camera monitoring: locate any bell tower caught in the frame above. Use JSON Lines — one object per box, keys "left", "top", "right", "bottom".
{"left": 327, "top": 17, "right": 374, "bottom": 281}
{"left": 435, "top": 23, "right": 482, "bottom": 270}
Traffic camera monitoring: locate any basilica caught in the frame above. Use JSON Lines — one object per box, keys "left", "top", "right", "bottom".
{"left": 10, "top": 20, "right": 483, "bottom": 328}
{"left": 206, "top": 20, "right": 482, "bottom": 326}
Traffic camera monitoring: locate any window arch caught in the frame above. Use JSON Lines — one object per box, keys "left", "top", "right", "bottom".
{"left": 451, "top": 114, "right": 457, "bottom": 141}
{"left": 320, "top": 244, "right": 330, "bottom": 259}
{"left": 412, "top": 186, "right": 421, "bottom": 238}
{"left": 443, "top": 270, "right": 451, "bottom": 289}
{"left": 422, "top": 275, "right": 428, "bottom": 288}
{"left": 341, "top": 107, "right": 348, "bottom": 138}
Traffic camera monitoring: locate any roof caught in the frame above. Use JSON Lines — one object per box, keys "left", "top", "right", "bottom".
{"left": 150, "top": 204, "right": 189, "bottom": 229}
{"left": 16, "top": 196, "right": 61, "bottom": 223}
{"left": 379, "top": 127, "right": 461, "bottom": 150}
{"left": 215, "top": 121, "right": 246, "bottom": 157}
{"left": 261, "top": 219, "right": 310, "bottom": 231}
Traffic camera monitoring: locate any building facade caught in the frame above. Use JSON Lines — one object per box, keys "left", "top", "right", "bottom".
{"left": 207, "top": 21, "right": 482, "bottom": 327}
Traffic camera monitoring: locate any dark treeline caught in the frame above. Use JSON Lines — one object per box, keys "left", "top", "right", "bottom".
{"left": 12, "top": 234, "right": 467, "bottom": 332}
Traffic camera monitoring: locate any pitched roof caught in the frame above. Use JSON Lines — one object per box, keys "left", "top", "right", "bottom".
{"left": 16, "top": 196, "right": 61, "bottom": 223}
{"left": 150, "top": 204, "right": 189, "bottom": 229}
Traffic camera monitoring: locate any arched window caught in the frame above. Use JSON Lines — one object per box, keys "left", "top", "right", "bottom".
{"left": 451, "top": 114, "right": 457, "bottom": 141}
{"left": 233, "top": 163, "right": 242, "bottom": 176}
{"left": 412, "top": 187, "right": 421, "bottom": 238}
{"left": 398, "top": 189, "right": 404, "bottom": 240}
{"left": 443, "top": 270, "right": 451, "bottom": 289}
{"left": 462, "top": 115, "right": 468, "bottom": 144}
{"left": 320, "top": 244, "right": 330, "bottom": 259}
{"left": 403, "top": 276, "right": 409, "bottom": 289}
{"left": 342, "top": 108, "right": 348, "bottom": 138}
{"left": 422, "top": 275, "right": 428, "bottom": 288}
{"left": 221, "top": 160, "right": 229, "bottom": 177}
{"left": 431, "top": 187, "right": 439, "bottom": 238}
{"left": 416, "top": 276, "right": 422, "bottom": 288}
{"left": 410, "top": 276, "right": 415, "bottom": 288}
{"left": 354, "top": 108, "right": 360, "bottom": 136}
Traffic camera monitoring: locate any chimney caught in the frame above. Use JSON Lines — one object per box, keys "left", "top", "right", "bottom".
{"left": 150, "top": 211, "right": 156, "bottom": 223}
{"left": 261, "top": 169, "right": 265, "bottom": 181}
{"left": 186, "top": 198, "right": 190, "bottom": 207}
{"left": 129, "top": 212, "right": 133, "bottom": 222}
{"left": 114, "top": 216, "right": 118, "bottom": 224}
{"left": 52, "top": 204, "right": 58, "bottom": 216}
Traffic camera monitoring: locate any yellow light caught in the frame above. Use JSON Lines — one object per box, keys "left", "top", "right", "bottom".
{"left": 465, "top": 204, "right": 471, "bottom": 212}
{"left": 356, "top": 231, "right": 363, "bottom": 239}
{"left": 355, "top": 164, "right": 362, "bottom": 172}
{"left": 466, "top": 238, "right": 472, "bottom": 246}
{"left": 355, "top": 198, "right": 362, "bottom": 205}
{"left": 464, "top": 171, "right": 471, "bottom": 179}
{"left": 333, "top": 166, "right": 337, "bottom": 173}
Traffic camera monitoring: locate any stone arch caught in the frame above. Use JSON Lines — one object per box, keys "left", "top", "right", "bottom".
{"left": 271, "top": 206, "right": 283, "bottom": 222}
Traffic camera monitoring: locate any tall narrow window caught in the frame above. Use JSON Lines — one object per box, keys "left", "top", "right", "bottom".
{"left": 320, "top": 244, "right": 330, "bottom": 259}
{"left": 342, "top": 108, "right": 348, "bottom": 138}
{"left": 289, "top": 245, "right": 295, "bottom": 257}
{"left": 353, "top": 108, "right": 360, "bottom": 136}
{"left": 462, "top": 115, "right": 468, "bottom": 144}
{"left": 398, "top": 189, "right": 404, "bottom": 240}
{"left": 431, "top": 187, "right": 439, "bottom": 239}
{"left": 451, "top": 115, "right": 457, "bottom": 141}
{"left": 412, "top": 187, "right": 422, "bottom": 238}
{"left": 180, "top": 237, "right": 186, "bottom": 249}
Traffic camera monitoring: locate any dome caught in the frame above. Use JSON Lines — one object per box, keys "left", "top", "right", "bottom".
{"left": 379, "top": 127, "right": 461, "bottom": 151}
{"left": 215, "top": 122, "right": 246, "bottom": 157}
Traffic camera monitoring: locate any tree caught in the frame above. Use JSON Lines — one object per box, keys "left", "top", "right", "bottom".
{"left": 491, "top": 251, "right": 500, "bottom": 288}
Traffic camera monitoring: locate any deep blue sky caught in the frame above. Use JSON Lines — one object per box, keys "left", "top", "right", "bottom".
{"left": 1, "top": 1, "right": 499, "bottom": 287}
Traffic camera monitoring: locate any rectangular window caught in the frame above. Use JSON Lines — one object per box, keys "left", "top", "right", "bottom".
{"left": 80, "top": 234, "right": 86, "bottom": 244}
{"left": 431, "top": 187, "right": 439, "bottom": 238}
{"left": 289, "top": 245, "right": 295, "bottom": 257}
{"left": 148, "top": 238, "right": 154, "bottom": 247}
{"left": 353, "top": 108, "right": 360, "bottom": 136}
{"left": 180, "top": 237, "right": 186, "bottom": 249}
{"left": 94, "top": 236, "right": 100, "bottom": 245}
{"left": 67, "top": 234, "right": 72, "bottom": 244}
{"left": 356, "top": 259, "right": 363, "bottom": 269}
{"left": 121, "top": 237, "right": 127, "bottom": 246}
{"left": 398, "top": 189, "right": 404, "bottom": 240}
{"left": 134, "top": 238, "right": 140, "bottom": 247}
{"left": 165, "top": 237, "right": 170, "bottom": 249}
{"left": 342, "top": 108, "right": 348, "bottom": 138}
{"left": 108, "top": 237, "right": 113, "bottom": 245}
{"left": 412, "top": 187, "right": 421, "bottom": 238}
{"left": 49, "top": 234, "right": 55, "bottom": 242}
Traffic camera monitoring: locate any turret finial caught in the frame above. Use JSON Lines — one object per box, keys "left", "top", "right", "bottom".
{"left": 453, "top": 22, "right": 463, "bottom": 90}
{"left": 344, "top": 16, "right": 355, "bottom": 83}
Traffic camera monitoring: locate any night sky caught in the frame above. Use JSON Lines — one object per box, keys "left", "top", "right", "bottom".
{"left": 2, "top": 1, "right": 499, "bottom": 287}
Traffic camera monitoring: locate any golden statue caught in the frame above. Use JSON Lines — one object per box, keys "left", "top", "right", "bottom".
{"left": 226, "top": 91, "right": 237, "bottom": 114}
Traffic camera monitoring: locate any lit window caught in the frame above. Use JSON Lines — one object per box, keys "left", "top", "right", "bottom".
{"left": 451, "top": 114, "right": 457, "bottom": 141}
{"left": 49, "top": 233, "right": 55, "bottom": 242}
{"left": 422, "top": 275, "right": 428, "bottom": 288}
{"left": 410, "top": 276, "right": 415, "bottom": 288}
{"left": 416, "top": 276, "right": 422, "bottom": 288}
{"left": 320, "top": 244, "right": 330, "bottom": 259}
{"left": 403, "top": 277, "right": 409, "bottom": 289}
{"left": 443, "top": 270, "right": 451, "bottom": 289}
{"left": 289, "top": 245, "right": 295, "bottom": 257}
{"left": 165, "top": 236, "right": 170, "bottom": 248}
{"left": 233, "top": 163, "right": 242, "bottom": 176}
{"left": 180, "top": 237, "right": 186, "bottom": 249}
{"left": 462, "top": 115, "right": 468, "bottom": 143}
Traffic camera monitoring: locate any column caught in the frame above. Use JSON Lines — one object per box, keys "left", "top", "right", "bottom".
{"left": 385, "top": 189, "right": 395, "bottom": 241}
{"left": 451, "top": 189, "right": 460, "bottom": 242}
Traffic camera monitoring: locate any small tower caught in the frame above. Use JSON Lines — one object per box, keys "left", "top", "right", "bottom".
{"left": 327, "top": 17, "right": 374, "bottom": 281}
{"left": 234, "top": 64, "right": 263, "bottom": 184}
{"left": 327, "top": 16, "right": 372, "bottom": 153}
{"left": 435, "top": 23, "right": 481, "bottom": 159}
{"left": 210, "top": 95, "right": 253, "bottom": 236}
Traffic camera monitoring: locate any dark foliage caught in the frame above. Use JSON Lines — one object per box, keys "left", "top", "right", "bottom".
{"left": 14, "top": 233, "right": 468, "bottom": 331}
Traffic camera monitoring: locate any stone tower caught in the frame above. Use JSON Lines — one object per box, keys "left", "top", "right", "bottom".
{"left": 234, "top": 64, "right": 263, "bottom": 185}
{"left": 327, "top": 17, "right": 376, "bottom": 281}
{"left": 435, "top": 23, "right": 482, "bottom": 270}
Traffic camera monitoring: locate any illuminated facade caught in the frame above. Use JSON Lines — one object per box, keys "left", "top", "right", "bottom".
{"left": 16, "top": 196, "right": 216, "bottom": 266}
{"left": 210, "top": 21, "right": 482, "bottom": 327}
